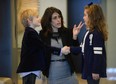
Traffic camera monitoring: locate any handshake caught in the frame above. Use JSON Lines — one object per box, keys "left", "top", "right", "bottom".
{"left": 61, "top": 46, "right": 70, "bottom": 55}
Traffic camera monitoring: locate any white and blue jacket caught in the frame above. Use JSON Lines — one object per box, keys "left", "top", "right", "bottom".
{"left": 70, "top": 28, "right": 107, "bottom": 79}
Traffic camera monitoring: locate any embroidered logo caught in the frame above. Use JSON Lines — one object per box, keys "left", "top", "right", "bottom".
{"left": 89, "top": 34, "right": 93, "bottom": 45}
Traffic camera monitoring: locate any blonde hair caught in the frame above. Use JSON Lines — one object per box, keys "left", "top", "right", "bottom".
{"left": 20, "top": 9, "right": 38, "bottom": 27}
{"left": 84, "top": 4, "right": 108, "bottom": 41}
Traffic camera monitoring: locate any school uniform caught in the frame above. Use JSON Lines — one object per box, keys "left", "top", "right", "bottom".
{"left": 70, "top": 28, "right": 107, "bottom": 83}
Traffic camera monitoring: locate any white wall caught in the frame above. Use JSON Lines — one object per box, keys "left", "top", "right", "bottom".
{"left": 107, "top": 0, "right": 116, "bottom": 68}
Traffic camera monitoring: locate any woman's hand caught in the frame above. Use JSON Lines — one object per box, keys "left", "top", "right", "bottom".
{"left": 61, "top": 46, "right": 70, "bottom": 55}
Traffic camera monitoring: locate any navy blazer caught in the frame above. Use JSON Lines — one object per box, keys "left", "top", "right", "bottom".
{"left": 40, "top": 27, "right": 79, "bottom": 77}
{"left": 70, "top": 28, "right": 107, "bottom": 79}
{"left": 17, "top": 27, "right": 61, "bottom": 73}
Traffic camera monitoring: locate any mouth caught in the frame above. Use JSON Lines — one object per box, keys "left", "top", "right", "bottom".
{"left": 57, "top": 23, "right": 61, "bottom": 25}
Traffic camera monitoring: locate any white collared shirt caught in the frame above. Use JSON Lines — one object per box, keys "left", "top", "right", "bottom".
{"left": 82, "top": 31, "right": 89, "bottom": 53}
{"left": 19, "top": 70, "right": 42, "bottom": 78}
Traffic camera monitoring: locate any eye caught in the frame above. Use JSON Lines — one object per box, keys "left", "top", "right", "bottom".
{"left": 58, "top": 15, "right": 61, "bottom": 18}
{"left": 52, "top": 16, "right": 57, "bottom": 20}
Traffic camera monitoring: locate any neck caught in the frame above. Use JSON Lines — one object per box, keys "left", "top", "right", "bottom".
{"left": 86, "top": 27, "right": 90, "bottom": 30}
{"left": 29, "top": 24, "right": 35, "bottom": 29}
{"left": 52, "top": 26, "right": 58, "bottom": 32}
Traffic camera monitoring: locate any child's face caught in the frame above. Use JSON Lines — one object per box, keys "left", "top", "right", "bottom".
{"left": 31, "top": 15, "right": 41, "bottom": 28}
{"left": 51, "top": 12, "right": 61, "bottom": 29}
{"left": 83, "top": 9, "right": 89, "bottom": 27}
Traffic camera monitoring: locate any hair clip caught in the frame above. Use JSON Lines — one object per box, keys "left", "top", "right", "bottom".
{"left": 88, "top": 2, "right": 93, "bottom": 6}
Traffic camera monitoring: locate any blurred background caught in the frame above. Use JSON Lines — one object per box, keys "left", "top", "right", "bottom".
{"left": 0, "top": 0, "right": 116, "bottom": 84}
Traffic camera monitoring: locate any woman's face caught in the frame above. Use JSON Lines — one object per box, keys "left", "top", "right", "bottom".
{"left": 83, "top": 9, "right": 89, "bottom": 26}
{"left": 51, "top": 12, "right": 61, "bottom": 28}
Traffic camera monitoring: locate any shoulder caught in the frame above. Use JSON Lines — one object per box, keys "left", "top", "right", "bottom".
{"left": 91, "top": 28, "right": 103, "bottom": 42}
{"left": 25, "top": 27, "right": 36, "bottom": 33}
{"left": 25, "top": 27, "right": 39, "bottom": 37}
{"left": 93, "top": 27, "right": 101, "bottom": 34}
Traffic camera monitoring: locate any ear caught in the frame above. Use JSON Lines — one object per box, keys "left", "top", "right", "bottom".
{"left": 27, "top": 18, "right": 32, "bottom": 24}
{"left": 27, "top": 18, "right": 30, "bottom": 22}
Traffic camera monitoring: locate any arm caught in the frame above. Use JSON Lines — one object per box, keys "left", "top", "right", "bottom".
{"left": 29, "top": 30, "right": 62, "bottom": 55}
{"left": 91, "top": 31, "right": 106, "bottom": 78}
{"left": 70, "top": 46, "right": 81, "bottom": 54}
{"left": 92, "top": 33, "right": 103, "bottom": 73}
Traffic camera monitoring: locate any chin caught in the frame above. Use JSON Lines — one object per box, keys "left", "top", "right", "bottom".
{"left": 57, "top": 27, "right": 61, "bottom": 29}
{"left": 58, "top": 25, "right": 62, "bottom": 28}
{"left": 84, "top": 22, "right": 87, "bottom": 25}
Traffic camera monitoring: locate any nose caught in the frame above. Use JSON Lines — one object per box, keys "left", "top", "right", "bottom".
{"left": 38, "top": 17, "right": 41, "bottom": 22}
{"left": 57, "top": 17, "right": 61, "bottom": 22}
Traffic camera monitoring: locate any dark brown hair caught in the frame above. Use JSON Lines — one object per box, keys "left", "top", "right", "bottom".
{"left": 41, "top": 7, "right": 65, "bottom": 36}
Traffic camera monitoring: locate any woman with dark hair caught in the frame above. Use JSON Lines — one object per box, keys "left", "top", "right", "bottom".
{"left": 40, "top": 7, "right": 83, "bottom": 84}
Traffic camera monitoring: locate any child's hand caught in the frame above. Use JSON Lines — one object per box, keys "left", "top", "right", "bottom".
{"left": 73, "top": 21, "right": 84, "bottom": 40}
{"left": 92, "top": 73, "right": 100, "bottom": 80}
